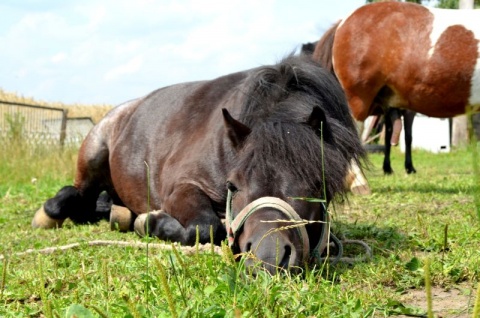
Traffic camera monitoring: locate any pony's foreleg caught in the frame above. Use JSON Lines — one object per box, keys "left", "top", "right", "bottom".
{"left": 133, "top": 185, "right": 226, "bottom": 245}
{"left": 403, "top": 110, "right": 416, "bottom": 174}
{"left": 134, "top": 210, "right": 226, "bottom": 246}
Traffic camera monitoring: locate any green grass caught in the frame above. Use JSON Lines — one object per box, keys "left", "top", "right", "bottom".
{"left": 0, "top": 140, "right": 479, "bottom": 317}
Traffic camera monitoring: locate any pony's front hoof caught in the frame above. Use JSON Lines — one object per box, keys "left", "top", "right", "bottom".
{"left": 133, "top": 211, "right": 163, "bottom": 237}
{"left": 110, "top": 205, "right": 135, "bottom": 232}
{"left": 31, "top": 206, "right": 65, "bottom": 229}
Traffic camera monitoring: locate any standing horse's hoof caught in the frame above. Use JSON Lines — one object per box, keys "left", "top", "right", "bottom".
{"left": 31, "top": 206, "right": 65, "bottom": 229}
{"left": 110, "top": 205, "right": 135, "bottom": 232}
{"left": 133, "top": 211, "right": 164, "bottom": 237}
{"left": 383, "top": 167, "right": 394, "bottom": 175}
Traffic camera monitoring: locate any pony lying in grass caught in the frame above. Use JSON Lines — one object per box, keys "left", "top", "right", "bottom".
{"left": 32, "top": 55, "right": 365, "bottom": 273}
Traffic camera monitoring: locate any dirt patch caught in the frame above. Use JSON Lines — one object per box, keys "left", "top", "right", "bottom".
{"left": 398, "top": 284, "right": 476, "bottom": 318}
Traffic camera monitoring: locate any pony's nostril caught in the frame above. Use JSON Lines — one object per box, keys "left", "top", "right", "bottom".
{"left": 245, "top": 242, "right": 252, "bottom": 252}
{"left": 279, "top": 245, "right": 292, "bottom": 268}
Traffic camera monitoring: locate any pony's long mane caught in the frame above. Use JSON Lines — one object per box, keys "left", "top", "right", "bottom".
{"left": 235, "top": 55, "right": 365, "bottom": 201}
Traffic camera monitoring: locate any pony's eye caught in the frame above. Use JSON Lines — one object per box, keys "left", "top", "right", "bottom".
{"left": 226, "top": 181, "right": 238, "bottom": 193}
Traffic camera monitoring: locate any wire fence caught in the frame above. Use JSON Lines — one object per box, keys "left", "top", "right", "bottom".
{"left": 0, "top": 100, "right": 94, "bottom": 146}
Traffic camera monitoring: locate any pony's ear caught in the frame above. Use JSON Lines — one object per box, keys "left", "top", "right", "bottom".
{"left": 222, "top": 108, "right": 251, "bottom": 149}
{"left": 306, "top": 106, "right": 331, "bottom": 140}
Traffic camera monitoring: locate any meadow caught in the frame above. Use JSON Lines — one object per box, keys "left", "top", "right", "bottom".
{"left": 0, "top": 134, "right": 479, "bottom": 317}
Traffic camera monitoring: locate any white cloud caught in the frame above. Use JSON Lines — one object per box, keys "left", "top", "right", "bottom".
{"left": 104, "top": 55, "right": 144, "bottom": 81}
{"left": 50, "top": 52, "right": 67, "bottom": 64}
{"left": 0, "top": 0, "right": 365, "bottom": 105}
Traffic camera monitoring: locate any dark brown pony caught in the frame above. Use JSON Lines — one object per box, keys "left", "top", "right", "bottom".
{"left": 32, "top": 55, "right": 365, "bottom": 273}
{"left": 313, "top": 2, "right": 480, "bottom": 174}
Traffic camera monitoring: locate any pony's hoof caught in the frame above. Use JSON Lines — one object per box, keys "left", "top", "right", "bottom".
{"left": 351, "top": 184, "right": 371, "bottom": 196}
{"left": 31, "top": 206, "right": 65, "bottom": 229}
{"left": 134, "top": 210, "right": 163, "bottom": 237}
{"left": 110, "top": 205, "right": 135, "bottom": 232}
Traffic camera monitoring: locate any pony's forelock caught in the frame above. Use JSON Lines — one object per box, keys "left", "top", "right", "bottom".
{"left": 233, "top": 55, "right": 366, "bottom": 202}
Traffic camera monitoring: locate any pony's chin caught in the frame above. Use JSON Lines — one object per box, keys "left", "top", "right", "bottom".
{"left": 244, "top": 258, "right": 303, "bottom": 276}
{"left": 242, "top": 244, "right": 302, "bottom": 275}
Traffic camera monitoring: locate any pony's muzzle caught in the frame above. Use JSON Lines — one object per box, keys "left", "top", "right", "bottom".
{"left": 226, "top": 194, "right": 310, "bottom": 274}
{"left": 237, "top": 215, "right": 302, "bottom": 274}
{"left": 243, "top": 235, "right": 299, "bottom": 274}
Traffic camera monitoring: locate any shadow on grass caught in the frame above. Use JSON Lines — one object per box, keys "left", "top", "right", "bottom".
{"left": 333, "top": 221, "right": 410, "bottom": 258}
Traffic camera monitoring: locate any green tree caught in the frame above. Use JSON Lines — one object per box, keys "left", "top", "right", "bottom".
{"left": 436, "top": 0, "right": 480, "bottom": 8}
{"left": 366, "top": 0, "right": 423, "bottom": 3}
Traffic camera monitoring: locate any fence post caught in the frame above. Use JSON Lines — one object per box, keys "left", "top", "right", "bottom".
{"left": 459, "top": 0, "right": 474, "bottom": 9}
{"left": 59, "top": 109, "right": 68, "bottom": 147}
{"left": 452, "top": 0, "right": 475, "bottom": 147}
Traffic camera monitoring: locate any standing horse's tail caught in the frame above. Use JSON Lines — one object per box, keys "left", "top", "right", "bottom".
{"left": 312, "top": 20, "right": 341, "bottom": 76}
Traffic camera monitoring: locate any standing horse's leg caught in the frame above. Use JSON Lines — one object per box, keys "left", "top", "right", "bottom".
{"left": 403, "top": 110, "right": 417, "bottom": 174}
{"left": 32, "top": 132, "right": 114, "bottom": 229}
{"left": 383, "top": 110, "right": 396, "bottom": 174}
{"left": 134, "top": 184, "right": 226, "bottom": 245}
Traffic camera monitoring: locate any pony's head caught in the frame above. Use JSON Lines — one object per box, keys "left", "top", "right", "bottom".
{"left": 221, "top": 56, "right": 365, "bottom": 273}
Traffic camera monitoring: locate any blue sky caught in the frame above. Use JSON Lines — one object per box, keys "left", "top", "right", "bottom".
{"left": 0, "top": 0, "right": 365, "bottom": 105}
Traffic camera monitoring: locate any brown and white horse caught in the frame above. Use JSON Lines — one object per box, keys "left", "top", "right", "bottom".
{"left": 313, "top": 1, "right": 480, "bottom": 186}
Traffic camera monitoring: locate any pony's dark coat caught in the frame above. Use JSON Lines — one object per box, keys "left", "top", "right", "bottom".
{"left": 34, "top": 55, "right": 365, "bottom": 271}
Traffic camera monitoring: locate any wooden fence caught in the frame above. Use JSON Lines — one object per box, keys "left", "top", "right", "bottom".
{"left": 0, "top": 100, "right": 94, "bottom": 146}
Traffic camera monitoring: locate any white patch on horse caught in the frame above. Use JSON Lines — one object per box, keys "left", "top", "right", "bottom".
{"left": 428, "top": 8, "right": 480, "bottom": 105}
